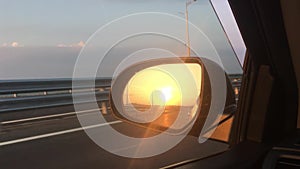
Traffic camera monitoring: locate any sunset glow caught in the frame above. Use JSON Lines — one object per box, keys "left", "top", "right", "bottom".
{"left": 123, "top": 63, "right": 202, "bottom": 107}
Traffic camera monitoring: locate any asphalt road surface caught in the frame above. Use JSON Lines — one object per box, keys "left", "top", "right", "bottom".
{"left": 0, "top": 107, "right": 229, "bottom": 169}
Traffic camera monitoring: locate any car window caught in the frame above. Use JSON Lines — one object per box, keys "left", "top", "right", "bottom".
{"left": 0, "top": 1, "right": 245, "bottom": 168}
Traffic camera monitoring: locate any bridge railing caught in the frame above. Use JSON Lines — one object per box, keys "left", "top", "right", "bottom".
{"left": 0, "top": 78, "right": 112, "bottom": 113}
{"left": 0, "top": 75, "right": 242, "bottom": 125}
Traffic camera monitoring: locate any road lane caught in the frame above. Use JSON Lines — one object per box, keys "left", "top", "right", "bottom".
{"left": 1, "top": 108, "right": 101, "bottom": 125}
{"left": 0, "top": 115, "right": 229, "bottom": 169}
{"left": 0, "top": 111, "right": 116, "bottom": 142}
{"left": 0, "top": 120, "right": 121, "bottom": 146}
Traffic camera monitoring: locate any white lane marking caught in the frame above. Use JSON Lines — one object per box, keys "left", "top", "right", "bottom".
{"left": 112, "top": 144, "right": 139, "bottom": 153}
{"left": 1, "top": 108, "right": 102, "bottom": 125}
{"left": 0, "top": 120, "right": 121, "bottom": 147}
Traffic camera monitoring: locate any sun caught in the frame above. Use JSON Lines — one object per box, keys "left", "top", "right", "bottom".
{"left": 159, "top": 86, "right": 181, "bottom": 106}
{"left": 160, "top": 87, "right": 172, "bottom": 102}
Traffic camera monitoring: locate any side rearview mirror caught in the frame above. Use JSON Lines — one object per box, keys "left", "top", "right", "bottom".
{"left": 109, "top": 57, "right": 236, "bottom": 136}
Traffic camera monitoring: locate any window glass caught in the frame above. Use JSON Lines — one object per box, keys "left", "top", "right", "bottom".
{"left": 0, "top": 1, "right": 244, "bottom": 168}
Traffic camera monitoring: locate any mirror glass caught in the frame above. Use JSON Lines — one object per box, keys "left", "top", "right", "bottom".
{"left": 121, "top": 63, "right": 202, "bottom": 132}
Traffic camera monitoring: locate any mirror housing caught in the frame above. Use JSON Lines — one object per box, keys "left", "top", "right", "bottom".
{"left": 109, "top": 57, "right": 236, "bottom": 136}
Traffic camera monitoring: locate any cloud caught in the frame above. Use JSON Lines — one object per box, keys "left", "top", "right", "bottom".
{"left": 57, "top": 44, "right": 68, "bottom": 48}
{"left": 57, "top": 41, "right": 85, "bottom": 48}
{"left": 1, "top": 42, "right": 24, "bottom": 47}
{"left": 11, "top": 42, "right": 19, "bottom": 47}
{"left": 76, "top": 41, "right": 85, "bottom": 47}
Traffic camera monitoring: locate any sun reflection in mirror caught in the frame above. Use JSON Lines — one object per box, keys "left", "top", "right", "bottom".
{"left": 121, "top": 63, "right": 202, "bottom": 130}
{"left": 123, "top": 63, "right": 201, "bottom": 109}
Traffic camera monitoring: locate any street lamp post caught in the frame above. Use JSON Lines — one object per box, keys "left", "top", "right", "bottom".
{"left": 185, "top": 0, "right": 196, "bottom": 57}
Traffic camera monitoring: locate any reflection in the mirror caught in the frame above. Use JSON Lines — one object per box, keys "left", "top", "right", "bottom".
{"left": 122, "top": 63, "right": 202, "bottom": 131}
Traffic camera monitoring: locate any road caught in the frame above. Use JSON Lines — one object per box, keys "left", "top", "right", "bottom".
{"left": 0, "top": 106, "right": 229, "bottom": 169}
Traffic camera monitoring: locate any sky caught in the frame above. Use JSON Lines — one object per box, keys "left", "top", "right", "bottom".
{"left": 0, "top": 0, "right": 245, "bottom": 80}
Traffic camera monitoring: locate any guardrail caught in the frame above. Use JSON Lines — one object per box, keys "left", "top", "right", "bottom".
{"left": 0, "top": 75, "right": 242, "bottom": 125}
{"left": 0, "top": 78, "right": 112, "bottom": 113}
